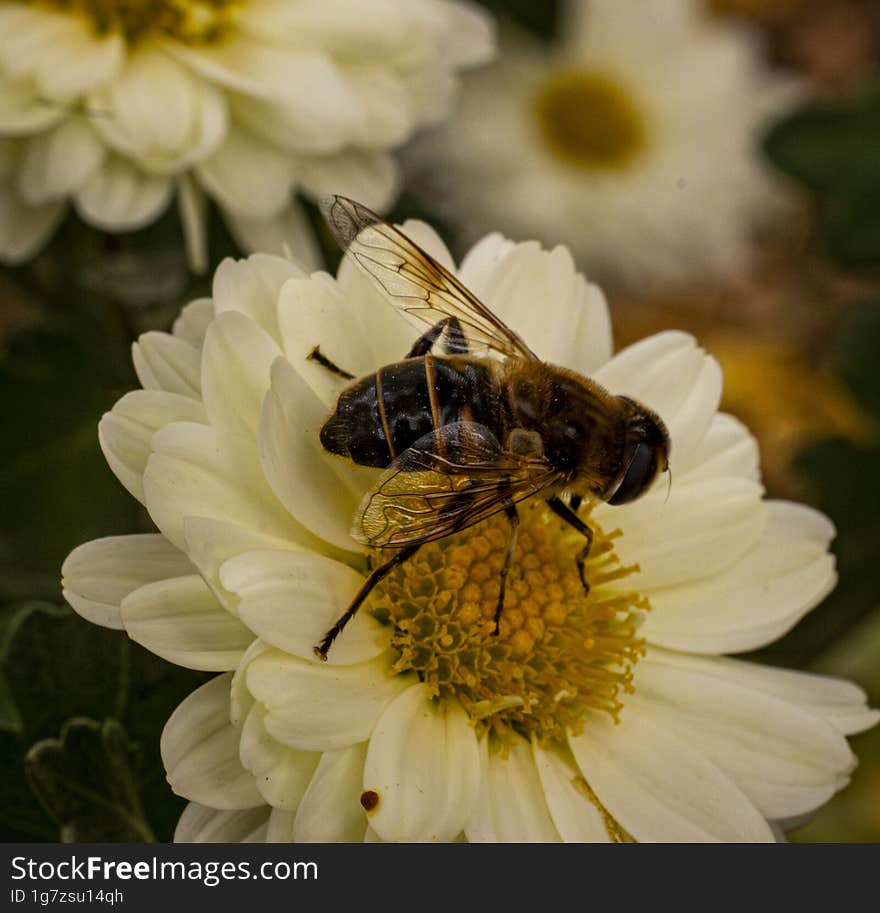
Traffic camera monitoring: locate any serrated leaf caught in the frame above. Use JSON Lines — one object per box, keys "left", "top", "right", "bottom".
{"left": 0, "top": 603, "right": 208, "bottom": 841}
{"left": 0, "top": 601, "right": 65, "bottom": 734}
{"left": 26, "top": 717, "right": 155, "bottom": 843}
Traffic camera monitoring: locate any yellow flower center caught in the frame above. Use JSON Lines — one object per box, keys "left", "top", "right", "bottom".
{"left": 33, "top": 0, "right": 238, "bottom": 44}
{"left": 368, "top": 501, "right": 649, "bottom": 744}
{"left": 534, "top": 70, "right": 647, "bottom": 171}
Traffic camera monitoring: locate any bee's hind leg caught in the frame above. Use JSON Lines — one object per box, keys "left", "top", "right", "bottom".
{"left": 314, "top": 542, "right": 421, "bottom": 660}
{"left": 307, "top": 346, "right": 355, "bottom": 380}
{"left": 406, "top": 317, "right": 469, "bottom": 357}
{"left": 545, "top": 496, "right": 594, "bottom": 597}
{"left": 492, "top": 499, "right": 520, "bottom": 634}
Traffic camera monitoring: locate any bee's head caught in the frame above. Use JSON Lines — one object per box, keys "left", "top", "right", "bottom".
{"left": 606, "top": 397, "right": 670, "bottom": 506}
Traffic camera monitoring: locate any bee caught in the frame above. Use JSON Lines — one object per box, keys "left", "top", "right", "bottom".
{"left": 313, "top": 196, "right": 670, "bottom": 660}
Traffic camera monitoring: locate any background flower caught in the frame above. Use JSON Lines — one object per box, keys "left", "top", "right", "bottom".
{"left": 420, "top": 0, "right": 800, "bottom": 286}
{"left": 60, "top": 227, "right": 877, "bottom": 841}
{"left": 0, "top": 0, "right": 493, "bottom": 271}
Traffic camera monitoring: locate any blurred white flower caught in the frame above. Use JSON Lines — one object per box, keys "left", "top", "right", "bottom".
{"left": 62, "top": 223, "right": 876, "bottom": 842}
{"left": 424, "top": 0, "right": 800, "bottom": 286}
{"left": 0, "top": 0, "right": 493, "bottom": 270}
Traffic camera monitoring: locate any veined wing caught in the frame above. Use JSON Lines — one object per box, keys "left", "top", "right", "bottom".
{"left": 355, "top": 423, "right": 560, "bottom": 548}
{"left": 321, "top": 195, "right": 537, "bottom": 361}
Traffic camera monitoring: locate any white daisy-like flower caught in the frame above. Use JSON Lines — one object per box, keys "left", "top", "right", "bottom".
{"left": 62, "top": 220, "right": 876, "bottom": 842}
{"left": 0, "top": 0, "right": 493, "bottom": 270}
{"left": 424, "top": 0, "right": 799, "bottom": 286}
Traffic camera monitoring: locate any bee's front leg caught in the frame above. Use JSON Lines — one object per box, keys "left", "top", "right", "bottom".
{"left": 493, "top": 499, "right": 520, "bottom": 634}
{"left": 545, "top": 496, "right": 593, "bottom": 597}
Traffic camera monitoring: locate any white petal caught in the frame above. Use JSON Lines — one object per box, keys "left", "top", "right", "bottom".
{"left": 364, "top": 685, "right": 480, "bottom": 842}
{"left": 18, "top": 117, "right": 104, "bottom": 204}
{"left": 600, "top": 476, "right": 765, "bottom": 590}
{"left": 132, "top": 331, "right": 202, "bottom": 397}
{"left": 531, "top": 741, "right": 613, "bottom": 842}
{"left": 634, "top": 657, "right": 855, "bottom": 819}
{"left": 98, "top": 389, "right": 207, "bottom": 504}
{"left": 143, "top": 421, "right": 307, "bottom": 552}
{"left": 648, "top": 651, "right": 880, "bottom": 737}
{"left": 61, "top": 534, "right": 192, "bottom": 630}
{"left": 644, "top": 501, "right": 836, "bottom": 654}
{"left": 480, "top": 241, "right": 611, "bottom": 369}
{"left": 0, "top": 73, "right": 62, "bottom": 134}
{"left": 568, "top": 704, "right": 774, "bottom": 842}
{"left": 1, "top": 9, "right": 124, "bottom": 100}
{"left": 170, "top": 40, "right": 362, "bottom": 152}
{"left": 212, "top": 253, "right": 305, "bottom": 345}
{"left": 259, "top": 357, "right": 365, "bottom": 553}
{"left": 229, "top": 638, "right": 271, "bottom": 727}
{"left": 224, "top": 202, "right": 321, "bottom": 270}
{"left": 172, "top": 297, "right": 214, "bottom": 348}
{"left": 174, "top": 802, "right": 269, "bottom": 843}
{"left": 277, "top": 273, "right": 378, "bottom": 408}
{"left": 239, "top": 703, "right": 320, "bottom": 810}
{"left": 90, "top": 46, "right": 227, "bottom": 174}
{"left": 182, "top": 516, "right": 305, "bottom": 615}
{"left": 294, "top": 743, "right": 368, "bottom": 843}
{"left": 333, "top": 252, "right": 426, "bottom": 367}
{"left": 201, "top": 310, "right": 282, "bottom": 441}
{"left": 0, "top": 185, "right": 63, "bottom": 264}
{"left": 437, "top": 0, "right": 496, "bottom": 67}
{"left": 265, "top": 808, "right": 296, "bottom": 842}
{"left": 466, "top": 735, "right": 560, "bottom": 842}
{"left": 593, "top": 332, "right": 722, "bottom": 461}
{"left": 246, "top": 648, "right": 412, "bottom": 751}
{"left": 298, "top": 148, "right": 398, "bottom": 212}
{"left": 676, "top": 412, "right": 760, "bottom": 483}
{"left": 120, "top": 575, "right": 253, "bottom": 671}
{"left": 75, "top": 158, "right": 172, "bottom": 231}
{"left": 197, "top": 128, "right": 293, "bottom": 220}
{"left": 221, "top": 549, "right": 388, "bottom": 665}
{"left": 161, "top": 674, "right": 263, "bottom": 809}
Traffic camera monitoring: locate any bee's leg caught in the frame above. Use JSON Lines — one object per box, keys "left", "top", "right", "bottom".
{"left": 314, "top": 543, "right": 421, "bottom": 661}
{"left": 307, "top": 346, "right": 355, "bottom": 380}
{"left": 545, "top": 496, "right": 594, "bottom": 596}
{"left": 493, "top": 499, "right": 520, "bottom": 634}
{"left": 570, "top": 494, "right": 582, "bottom": 513}
{"left": 406, "top": 317, "right": 469, "bottom": 358}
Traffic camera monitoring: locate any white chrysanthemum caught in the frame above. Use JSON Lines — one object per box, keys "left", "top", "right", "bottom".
{"left": 424, "top": 0, "right": 799, "bottom": 286}
{"left": 62, "top": 223, "right": 876, "bottom": 842}
{"left": 0, "top": 0, "right": 493, "bottom": 270}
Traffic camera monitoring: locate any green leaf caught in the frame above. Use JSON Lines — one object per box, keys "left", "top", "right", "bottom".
{"left": 0, "top": 603, "right": 208, "bottom": 841}
{"left": 763, "top": 80, "right": 880, "bottom": 270}
{"left": 26, "top": 717, "right": 155, "bottom": 843}
{"left": 0, "top": 601, "right": 65, "bottom": 734}
{"left": 763, "top": 82, "right": 880, "bottom": 194}
{"left": 0, "top": 318, "right": 144, "bottom": 592}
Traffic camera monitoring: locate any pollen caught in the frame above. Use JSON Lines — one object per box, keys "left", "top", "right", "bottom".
{"left": 367, "top": 501, "right": 649, "bottom": 744}
{"left": 533, "top": 70, "right": 647, "bottom": 171}
{"left": 34, "top": 0, "right": 239, "bottom": 45}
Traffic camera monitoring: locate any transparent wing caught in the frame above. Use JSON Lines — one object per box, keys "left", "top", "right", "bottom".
{"left": 321, "top": 195, "right": 537, "bottom": 360}
{"left": 355, "top": 422, "right": 560, "bottom": 548}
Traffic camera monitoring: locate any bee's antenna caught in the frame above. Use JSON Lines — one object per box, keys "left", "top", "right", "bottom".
{"left": 664, "top": 464, "right": 673, "bottom": 504}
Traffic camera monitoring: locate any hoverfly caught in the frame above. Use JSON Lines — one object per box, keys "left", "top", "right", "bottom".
{"left": 313, "top": 196, "right": 670, "bottom": 660}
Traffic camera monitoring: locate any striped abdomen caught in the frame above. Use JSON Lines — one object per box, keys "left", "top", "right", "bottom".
{"left": 320, "top": 356, "right": 497, "bottom": 467}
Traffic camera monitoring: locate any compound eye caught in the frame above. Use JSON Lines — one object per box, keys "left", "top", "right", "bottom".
{"left": 608, "top": 442, "right": 656, "bottom": 505}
